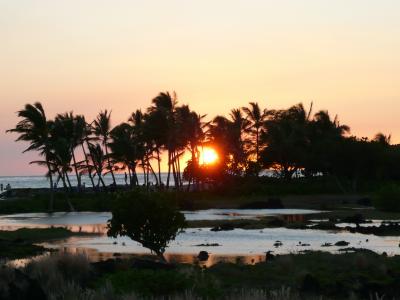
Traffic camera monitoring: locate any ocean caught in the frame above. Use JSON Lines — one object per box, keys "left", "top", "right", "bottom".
{"left": 0, "top": 173, "right": 171, "bottom": 189}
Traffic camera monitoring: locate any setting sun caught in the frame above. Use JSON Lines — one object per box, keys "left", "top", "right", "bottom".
{"left": 199, "top": 147, "right": 219, "bottom": 165}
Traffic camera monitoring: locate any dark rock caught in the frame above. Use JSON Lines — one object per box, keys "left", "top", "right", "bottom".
{"left": 341, "top": 214, "right": 367, "bottom": 224}
{"left": 195, "top": 243, "right": 220, "bottom": 247}
{"left": 337, "top": 247, "right": 372, "bottom": 253}
{"left": 197, "top": 251, "right": 209, "bottom": 261}
{"left": 312, "top": 222, "right": 337, "bottom": 230}
{"left": 335, "top": 240, "right": 350, "bottom": 247}
{"left": 210, "top": 224, "right": 235, "bottom": 231}
{"left": 346, "top": 222, "right": 400, "bottom": 236}
{"left": 321, "top": 242, "right": 332, "bottom": 247}
{"left": 265, "top": 251, "right": 274, "bottom": 261}
{"left": 273, "top": 241, "right": 283, "bottom": 247}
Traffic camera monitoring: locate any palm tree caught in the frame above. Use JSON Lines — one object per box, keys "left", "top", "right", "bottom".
{"left": 129, "top": 110, "right": 147, "bottom": 185}
{"left": 228, "top": 108, "right": 249, "bottom": 174}
{"left": 148, "top": 92, "right": 178, "bottom": 188}
{"left": 374, "top": 133, "right": 391, "bottom": 146}
{"left": 305, "top": 110, "right": 350, "bottom": 177}
{"left": 108, "top": 122, "right": 140, "bottom": 187}
{"left": 242, "top": 102, "right": 268, "bottom": 170}
{"left": 74, "top": 115, "right": 96, "bottom": 189}
{"left": 184, "top": 111, "right": 208, "bottom": 190}
{"left": 208, "top": 109, "right": 249, "bottom": 176}
{"left": 143, "top": 109, "right": 166, "bottom": 186}
{"left": 53, "top": 112, "right": 85, "bottom": 191}
{"left": 48, "top": 135, "right": 73, "bottom": 191}
{"left": 32, "top": 137, "right": 76, "bottom": 210}
{"left": 93, "top": 110, "right": 116, "bottom": 186}
{"left": 261, "top": 104, "right": 311, "bottom": 180}
{"left": 7, "top": 102, "right": 56, "bottom": 210}
{"left": 87, "top": 143, "right": 107, "bottom": 189}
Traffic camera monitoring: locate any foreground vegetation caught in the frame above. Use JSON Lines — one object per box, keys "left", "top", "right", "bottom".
{"left": 1, "top": 251, "right": 399, "bottom": 299}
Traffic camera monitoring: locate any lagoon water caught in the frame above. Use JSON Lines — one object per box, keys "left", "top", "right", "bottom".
{"left": 1, "top": 211, "right": 400, "bottom": 266}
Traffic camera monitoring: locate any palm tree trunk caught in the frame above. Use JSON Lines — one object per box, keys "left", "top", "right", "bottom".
{"left": 127, "top": 167, "right": 133, "bottom": 187}
{"left": 171, "top": 152, "right": 178, "bottom": 189}
{"left": 144, "top": 153, "right": 151, "bottom": 186}
{"left": 142, "top": 160, "right": 147, "bottom": 186}
{"left": 256, "top": 127, "right": 259, "bottom": 163}
{"left": 256, "top": 127, "right": 260, "bottom": 177}
{"left": 71, "top": 149, "right": 81, "bottom": 191}
{"left": 178, "top": 154, "right": 183, "bottom": 187}
{"left": 45, "top": 160, "right": 54, "bottom": 212}
{"left": 149, "top": 163, "right": 159, "bottom": 186}
{"left": 104, "top": 140, "right": 116, "bottom": 186}
{"left": 156, "top": 149, "right": 162, "bottom": 185}
{"left": 56, "top": 170, "right": 69, "bottom": 192}
{"left": 56, "top": 170, "right": 74, "bottom": 211}
{"left": 132, "top": 169, "right": 139, "bottom": 186}
{"left": 98, "top": 173, "right": 106, "bottom": 189}
{"left": 166, "top": 151, "right": 171, "bottom": 189}
{"left": 81, "top": 143, "right": 95, "bottom": 188}
{"left": 191, "top": 146, "right": 197, "bottom": 191}
{"left": 65, "top": 172, "right": 72, "bottom": 189}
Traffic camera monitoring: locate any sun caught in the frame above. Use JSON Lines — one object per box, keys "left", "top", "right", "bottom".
{"left": 199, "top": 147, "right": 218, "bottom": 165}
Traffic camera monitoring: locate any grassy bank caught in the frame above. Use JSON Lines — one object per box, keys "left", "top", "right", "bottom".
{"left": 0, "top": 227, "right": 96, "bottom": 260}
{"left": 2, "top": 251, "right": 400, "bottom": 299}
{"left": 0, "top": 176, "right": 382, "bottom": 213}
{"left": 0, "top": 189, "right": 370, "bottom": 214}
{"left": 2, "top": 178, "right": 400, "bottom": 223}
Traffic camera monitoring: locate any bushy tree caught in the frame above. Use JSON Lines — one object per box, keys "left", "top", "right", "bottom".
{"left": 107, "top": 192, "right": 186, "bottom": 261}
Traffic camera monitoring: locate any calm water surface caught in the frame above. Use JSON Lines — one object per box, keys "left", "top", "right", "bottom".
{"left": 0, "top": 174, "right": 167, "bottom": 189}
{"left": 1, "top": 211, "right": 400, "bottom": 266}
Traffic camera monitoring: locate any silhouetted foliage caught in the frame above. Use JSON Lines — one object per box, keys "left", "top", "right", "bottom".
{"left": 107, "top": 192, "right": 186, "bottom": 260}
{"left": 9, "top": 94, "right": 400, "bottom": 195}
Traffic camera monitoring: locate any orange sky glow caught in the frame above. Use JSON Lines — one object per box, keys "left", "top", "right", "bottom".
{"left": 0, "top": 1, "right": 399, "bottom": 175}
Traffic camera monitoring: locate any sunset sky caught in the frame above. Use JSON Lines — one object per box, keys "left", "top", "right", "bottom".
{"left": 1, "top": 0, "right": 399, "bottom": 176}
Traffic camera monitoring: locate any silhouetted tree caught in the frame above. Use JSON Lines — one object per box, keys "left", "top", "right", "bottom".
{"left": 7, "top": 102, "right": 55, "bottom": 210}
{"left": 93, "top": 110, "right": 116, "bottom": 186}
{"left": 242, "top": 102, "right": 267, "bottom": 175}
{"left": 107, "top": 191, "right": 186, "bottom": 261}
{"left": 261, "top": 103, "right": 311, "bottom": 180}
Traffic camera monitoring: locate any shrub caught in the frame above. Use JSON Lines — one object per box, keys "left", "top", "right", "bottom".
{"left": 107, "top": 191, "right": 186, "bottom": 261}
{"left": 104, "top": 269, "right": 192, "bottom": 296}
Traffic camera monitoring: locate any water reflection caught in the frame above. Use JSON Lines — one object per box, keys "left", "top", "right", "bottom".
{"left": 0, "top": 210, "right": 320, "bottom": 234}
{"left": 8, "top": 247, "right": 266, "bottom": 269}
{"left": 1, "top": 211, "right": 400, "bottom": 266}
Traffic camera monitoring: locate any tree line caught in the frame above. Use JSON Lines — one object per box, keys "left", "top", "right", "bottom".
{"left": 8, "top": 91, "right": 400, "bottom": 200}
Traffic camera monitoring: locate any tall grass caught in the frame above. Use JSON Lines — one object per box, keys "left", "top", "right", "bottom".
{"left": 0, "top": 252, "right": 393, "bottom": 299}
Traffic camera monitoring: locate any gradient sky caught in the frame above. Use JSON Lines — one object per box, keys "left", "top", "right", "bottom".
{"left": 1, "top": 0, "right": 400, "bottom": 176}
